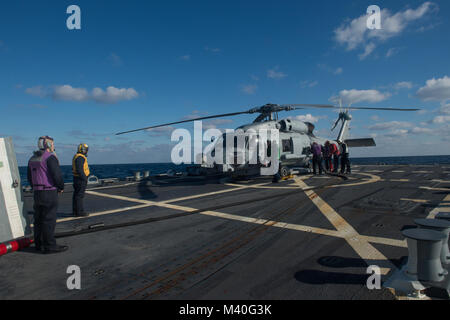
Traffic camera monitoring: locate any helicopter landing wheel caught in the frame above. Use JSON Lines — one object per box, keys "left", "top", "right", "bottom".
{"left": 279, "top": 166, "right": 290, "bottom": 178}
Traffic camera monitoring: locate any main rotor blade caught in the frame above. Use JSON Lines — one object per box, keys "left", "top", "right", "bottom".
{"left": 116, "top": 111, "right": 251, "bottom": 135}
{"left": 286, "top": 104, "right": 420, "bottom": 111}
{"left": 281, "top": 104, "right": 335, "bottom": 109}
{"left": 344, "top": 106, "right": 420, "bottom": 111}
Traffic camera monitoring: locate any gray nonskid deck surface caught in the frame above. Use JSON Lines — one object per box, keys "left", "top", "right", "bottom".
{"left": 0, "top": 165, "right": 449, "bottom": 300}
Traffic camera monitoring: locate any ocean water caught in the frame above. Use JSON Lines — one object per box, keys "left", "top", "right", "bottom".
{"left": 19, "top": 155, "right": 450, "bottom": 185}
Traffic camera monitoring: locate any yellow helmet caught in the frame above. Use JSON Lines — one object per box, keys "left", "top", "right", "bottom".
{"left": 77, "top": 143, "right": 89, "bottom": 155}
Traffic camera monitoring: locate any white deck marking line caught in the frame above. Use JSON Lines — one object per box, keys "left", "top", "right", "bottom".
{"left": 88, "top": 182, "right": 140, "bottom": 191}
{"left": 392, "top": 171, "right": 405, "bottom": 173}
{"left": 54, "top": 204, "right": 153, "bottom": 224}
{"left": 358, "top": 236, "right": 407, "bottom": 248}
{"left": 427, "top": 194, "right": 450, "bottom": 219}
{"left": 412, "top": 171, "right": 432, "bottom": 174}
{"left": 294, "top": 177, "right": 394, "bottom": 275}
{"left": 420, "top": 186, "right": 450, "bottom": 191}
{"left": 60, "top": 184, "right": 265, "bottom": 224}
{"left": 431, "top": 179, "right": 450, "bottom": 183}
{"left": 163, "top": 183, "right": 270, "bottom": 204}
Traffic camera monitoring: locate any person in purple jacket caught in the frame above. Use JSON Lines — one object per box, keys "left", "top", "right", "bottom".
{"left": 311, "top": 142, "right": 324, "bottom": 175}
{"left": 27, "top": 136, "right": 68, "bottom": 254}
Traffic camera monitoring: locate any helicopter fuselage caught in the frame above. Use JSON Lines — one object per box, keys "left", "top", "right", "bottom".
{"left": 207, "top": 118, "right": 340, "bottom": 176}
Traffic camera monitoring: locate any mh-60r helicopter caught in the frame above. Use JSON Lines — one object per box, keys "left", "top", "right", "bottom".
{"left": 116, "top": 103, "right": 419, "bottom": 177}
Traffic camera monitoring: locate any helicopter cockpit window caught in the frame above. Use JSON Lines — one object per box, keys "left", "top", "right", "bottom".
{"left": 267, "top": 140, "right": 272, "bottom": 157}
{"left": 282, "top": 139, "right": 292, "bottom": 153}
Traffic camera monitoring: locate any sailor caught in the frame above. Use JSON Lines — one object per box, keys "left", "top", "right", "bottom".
{"left": 72, "top": 144, "right": 90, "bottom": 217}
{"left": 323, "top": 141, "right": 332, "bottom": 172}
{"left": 340, "top": 142, "right": 351, "bottom": 174}
{"left": 311, "top": 142, "right": 324, "bottom": 175}
{"left": 330, "top": 142, "right": 340, "bottom": 173}
{"left": 27, "top": 136, "right": 68, "bottom": 254}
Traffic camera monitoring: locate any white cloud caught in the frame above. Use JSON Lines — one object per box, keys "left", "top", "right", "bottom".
{"left": 432, "top": 115, "right": 450, "bottom": 124}
{"left": 371, "top": 115, "right": 381, "bottom": 121}
{"left": 384, "top": 129, "right": 409, "bottom": 138}
{"left": 108, "top": 53, "right": 123, "bottom": 66}
{"left": 91, "top": 86, "right": 139, "bottom": 104}
{"left": 53, "top": 85, "right": 89, "bottom": 101}
{"left": 205, "top": 46, "right": 221, "bottom": 53}
{"left": 439, "top": 103, "right": 450, "bottom": 114}
{"left": 386, "top": 47, "right": 401, "bottom": 58}
{"left": 395, "top": 81, "right": 413, "bottom": 89}
{"left": 300, "top": 80, "right": 319, "bottom": 88}
{"left": 25, "top": 86, "right": 46, "bottom": 98}
{"left": 410, "top": 127, "right": 433, "bottom": 134}
{"left": 182, "top": 110, "right": 208, "bottom": 120}
{"left": 26, "top": 85, "right": 139, "bottom": 104}
{"left": 334, "top": 67, "right": 343, "bottom": 75}
{"left": 334, "top": 2, "right": 437, "bottom": 59}
{"left": 358, "top": 43, "right": 376, "bottom": 60}
{"left": 146, "top": 126, "right": 176, "bottom": 136}
{"left": 241, "top": 84, "right": 258, "bottom": 95}
{"left": 267, "top": 67, "right": 287, "bottom": 79}
{"left": 295, "top": 114, "right": 323, "bottom": 123}
{"left": 318, "top": 64, "right": 343, "bottom": 75}
{"left": 203, "top": 119, "right": 233, "bottom": 130}
{"left": 330, "top": 89, "right": 391, "bottom": 105}
{"left": 369, "top": 121, "right": 413, "bottom": 130}
{"left": 416, "top": 76, "right": 450, "bottom": 102}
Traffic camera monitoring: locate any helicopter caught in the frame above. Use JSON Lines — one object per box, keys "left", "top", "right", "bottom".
{"left": 116, "top": 103, "right": 419, "bottom": 177}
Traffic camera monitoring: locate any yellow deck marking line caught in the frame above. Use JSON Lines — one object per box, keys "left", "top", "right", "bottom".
{"left": 85, "top": 189, "right": 405, "bottom": 300}
{"left": 427, "top": 194, "right": 450, "bottom": 219}
{"left": 400, "top": 198, "right": 429, "bottom": 203}
{"left": 85, "top": 189, "right": 407, "bottom": 252}
{"left": 224, "top": 183, "right": 300, "bottom": 190}
{"left": 325, "top": 173, "right": 381, "bottom": 188}
{"left": 389, "top": 179, "right": 410, "bottom": 182}
{"left": 225, "top": 173, "right": 381, "bottom": 190}
{"left": 294, "top": 177, "right": 394, "bottom": 275}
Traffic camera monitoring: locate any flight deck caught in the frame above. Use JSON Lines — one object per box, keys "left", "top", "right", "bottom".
{"left": 1, "top": 165, "right": 449, "bottom": 300}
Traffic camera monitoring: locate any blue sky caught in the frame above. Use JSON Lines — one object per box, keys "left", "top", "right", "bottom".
{"left": 1, "top": 0, "right": 449, "bottom": 165}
